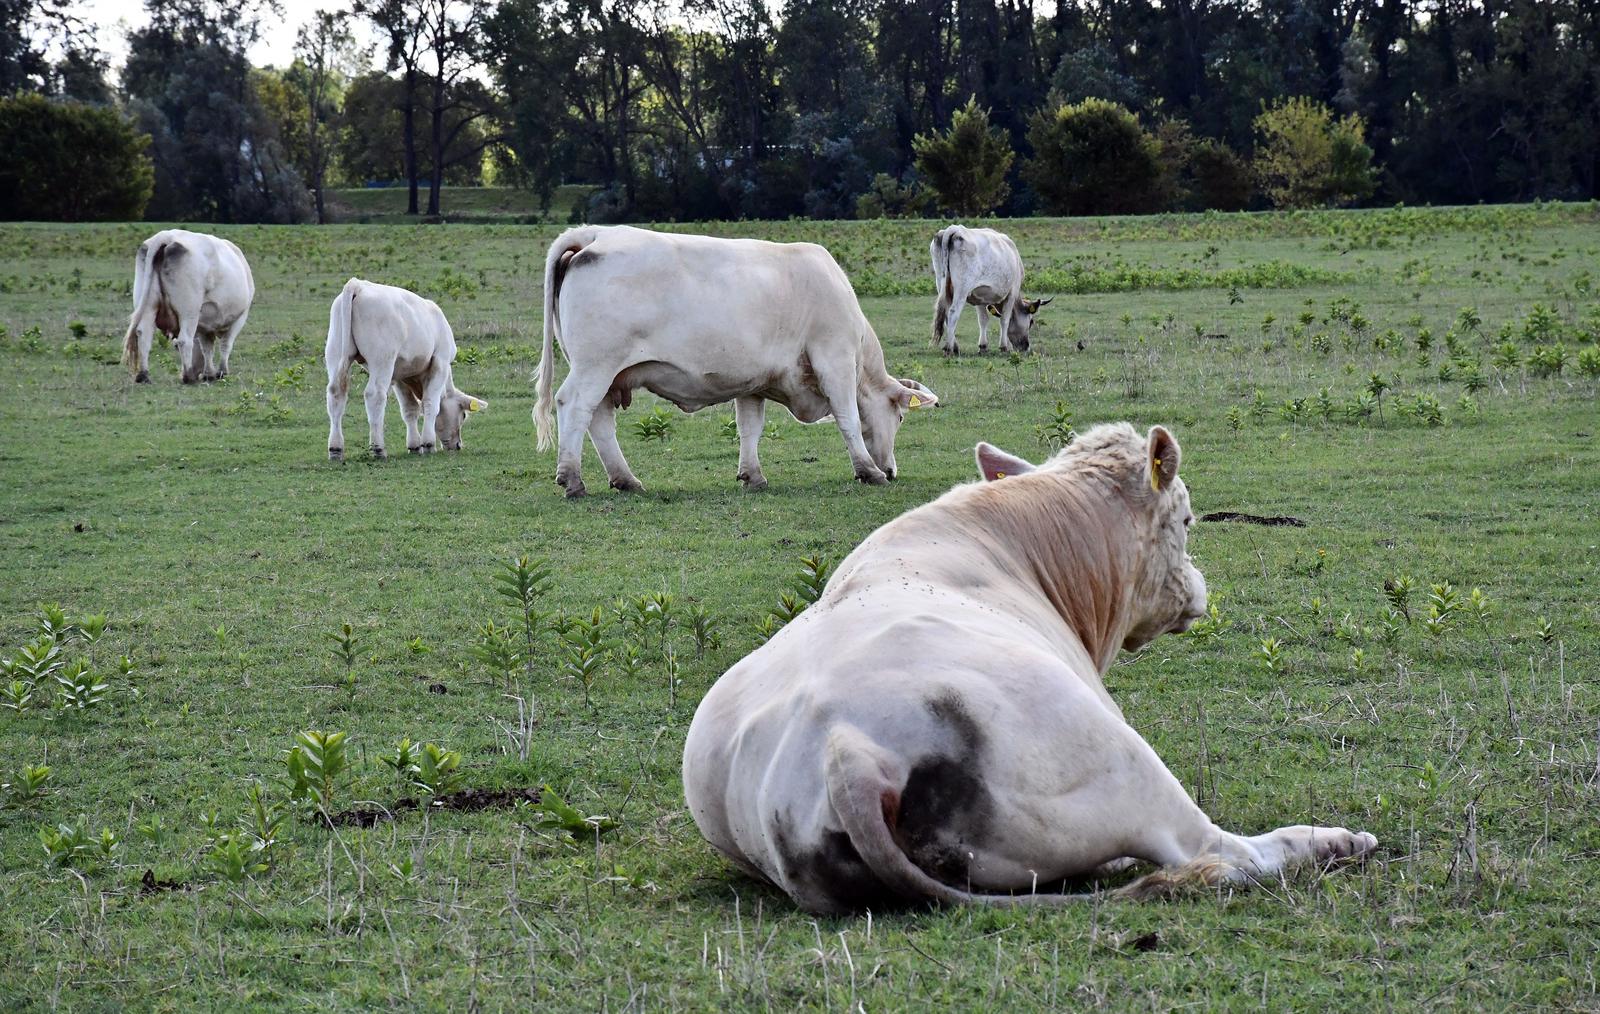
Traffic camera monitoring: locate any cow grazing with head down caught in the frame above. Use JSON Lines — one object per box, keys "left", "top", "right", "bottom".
{"left": 122, "top": 229, "right": 255, "bottom": 384}
{"left": 683, "top": 423, "right": 1376, "bottom": 914}
{"left": 534, "top": 225, "right": 938, "bottom": 497}
{"left": 324, "top": 278, "right": 486, "bottom": 460}
{"left": 930, "top": 224, "right": 1051, "bottom": 356}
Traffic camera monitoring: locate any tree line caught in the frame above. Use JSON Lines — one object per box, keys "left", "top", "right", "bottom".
{"left": 2, "top": 0, "right": 1597, "bottom": 223}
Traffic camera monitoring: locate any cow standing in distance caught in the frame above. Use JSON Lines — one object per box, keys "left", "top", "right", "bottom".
{"left": 123, "top": 229, "right": 255, "bottom": 384}
{"left": 324, "top": 278, "right": 486, "bottom": 460}
{"left": 684, "top": 423, "right": 1376, "bottom": 914}
{"left": 534, "top": 225, "right": 938, "bottom": 497}
{"left": 930, "top": 224, "right": 1051, "bottom": 356}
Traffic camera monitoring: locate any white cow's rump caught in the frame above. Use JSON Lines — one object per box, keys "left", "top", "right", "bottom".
{"left": 324, "top": 278, "right": 485, "bottom": 460}
{"left": 533, "top": 225, "right": 937, "bottom": 496}
{"left": 683, "top": 424, "right": 1376, "bottom": 914}
{"left": 930, "top": 224, "right": 1051, "bottom": 356}
{"left": 122, "top": 229, "right": 255, "bottom": 384}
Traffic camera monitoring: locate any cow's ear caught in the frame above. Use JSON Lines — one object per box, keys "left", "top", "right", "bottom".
{"left": 975, "top": 442, "right": 1035, "bottom": 482}
{"left": 896, "top": 379, "right": 938, "bottom": 410}
{"left": 1146, "top": 426, "right": 1180, "bottom": 492}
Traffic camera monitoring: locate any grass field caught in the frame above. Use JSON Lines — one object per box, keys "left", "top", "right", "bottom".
{"left": 1, "top": 204, "right": 1597, "bottom": 1009}
{"left": 325, "top": 185, "right": 593, "bottom": 224}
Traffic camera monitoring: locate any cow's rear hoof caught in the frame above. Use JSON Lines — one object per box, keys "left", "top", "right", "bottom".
{"left": 737, "top": 471, "right": 768, "bottom": 491}
{"left": 134, "top": 370, "right": 150, "bottom": 384}
{"left": 371, "top": 446, "right": 387, "bottom": 460}
{"left": 942, "top": 345, "right": 960, "bottom": 358}
{"left": 611, "top": 477, "right": 645, "bottom": 493}
{"left": 856, "top": 467, "right": 890, "bottom": 486}
{"left": 564, "top": 481, "right": 588, "bottom": 499}
{"left": 329, "top": 448, "right": 344, "bottom": 462}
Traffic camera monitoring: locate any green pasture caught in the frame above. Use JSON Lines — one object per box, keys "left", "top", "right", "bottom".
{"left": 0, "top": 204, "right": 1597, "bottom": 1009}
{"left": 325, "top": 184, "right": 592, "bottom": 224}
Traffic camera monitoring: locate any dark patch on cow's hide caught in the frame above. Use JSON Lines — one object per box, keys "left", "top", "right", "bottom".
{"left": 569, "top": 247, "right": 603, "bottom": 270}
{"left": 892, "top": 691, "right": 995, "bottom": 887}
{"left": 772, "top": 809, "right": 900, "bottom": 911}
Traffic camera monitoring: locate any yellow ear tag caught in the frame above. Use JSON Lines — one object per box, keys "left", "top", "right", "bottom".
{"left": 1151, "top": 458, "right": 1162, "bottom": 491}
{"left": 908, "top": 395, "right": 921, "bottom": 408}
{"left": 995, "top": 471, "right": 1006, "bottom": 479}
{"left": 467, "top": 400, "right": 482, "bottom": 413}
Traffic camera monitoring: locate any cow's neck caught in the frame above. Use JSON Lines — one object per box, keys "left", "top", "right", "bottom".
{"left": 958, "top": 476, "right": 1137, "bottom": 672}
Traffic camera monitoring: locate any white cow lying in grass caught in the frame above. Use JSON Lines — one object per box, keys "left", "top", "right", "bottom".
{"left": 930, "top": 224, "right": 1050, "bottom": 355}
{"left": 122, "top": 229, "right": 255, "bottom": 384}
{"left": 324, "top": 278, "right": 486, "bottom": 460}
{"left": 684, "top": 423, "right": 1376, "bottom": 913}
{"left": 534, "top": 225, "right": 938, "bottom": 496}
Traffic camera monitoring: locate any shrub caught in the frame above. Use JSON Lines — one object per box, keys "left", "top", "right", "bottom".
{"left": 1189, "top": 141, "right": 1254, "bottom": 211}
{"left": 854, "top": 173, "right": 934, "bottom": 219}
{"left": 1024, "top": 98, "right": 1161, "bottom": 216}
{"left": 1252, "top": 96, "right": 1376, "bottom": 209}
{"left": 912, "top": 97, "right": 1014, "bottom": 217}
{"left": 0, "top": 94, "right": 154, "bottom": 221}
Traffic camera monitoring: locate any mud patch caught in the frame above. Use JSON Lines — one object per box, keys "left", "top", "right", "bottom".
{"left": 327, "top": 787, "right": 542, "bottom": 826}
{"left": 139, "top": 869, "right": 188, "bottom": 894}
{"left": 1200, "top": 511, "right": 1306, "bottom": 527}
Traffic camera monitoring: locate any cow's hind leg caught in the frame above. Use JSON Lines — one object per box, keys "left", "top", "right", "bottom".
{"left": 362, "top": 356, "right": 396, "bottom": 459}
{"left": 587, "top": 401, "right": 643, "bottom": 492}
{"left": 198, "top": 333, "right": 220, "bottom": 381}
{"left": 734, "top": 396, "right": 767, "bottom": 490}
{"left": 325, "top": 356, "right": 352, "bottom": 461}
{"left": 552, "top": 372, "right": 612, "bottom": 497}
{"left": 1042, "top": 715, "right": 1377, "bottom": 893}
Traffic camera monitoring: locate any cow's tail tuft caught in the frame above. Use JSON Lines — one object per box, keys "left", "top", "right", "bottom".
{"left": 536, "top": 228, "right": 597, "bottom": 451}
{"left": 123, "top": 240, "right": 163, "bottom": 375}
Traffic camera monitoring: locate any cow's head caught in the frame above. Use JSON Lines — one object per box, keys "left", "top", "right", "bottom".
{"left": 860, "top": 378, "right": 938, "bottom": 479}
{"left": 987, "top": 297, "right": 1053, "bottom": 352}
{"left": 975, "top": 424, "right": 1206, "bottom": 650}
{"left": 436, "top": 388, "right": 487, "bottom": 451}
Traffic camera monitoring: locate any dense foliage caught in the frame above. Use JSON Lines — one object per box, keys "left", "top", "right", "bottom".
{"left": 3, "top": 0, "right": 1598, "bottom": 221}
{"left": 0, "top": 94, "right": 154, "bottom": 221}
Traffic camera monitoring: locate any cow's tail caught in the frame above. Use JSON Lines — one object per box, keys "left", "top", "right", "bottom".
{"left": 122, "top": 239, "right": 166, "bottom": 376}
{"left": 328, "top": 278, "right": 359, "bottom": 368}
{"left": 825, "top": 725, "right": 1231, "bottom": 910}
{"left": 930, "top": 227, "right": 959, "bottom": 341}
{"left": 536, "top": 228, "right": 598, "bottom": 451}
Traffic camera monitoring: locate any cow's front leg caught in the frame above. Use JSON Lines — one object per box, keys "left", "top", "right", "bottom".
{"left": 394, "top": 385, "right": 425, "bottom": 453}
{"left": 417, "top": 362, "right": 449, "bottom": 453}
{"left": 588, "top": 401, "right": 643, "bottom": 492}
{"left": 813, "top": 359, "right": 887, "bottom": 485}
{"left": 977, "top": 303, "right": 992, "bottom": 354}
{"left": 734, "top": 396, "right": 767, "bottom": 490}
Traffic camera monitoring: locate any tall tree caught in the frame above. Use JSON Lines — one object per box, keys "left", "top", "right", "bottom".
{"left": 357, "top": 0, "right": 428, "bottom": 214}
{"left": 416, "top": 0, "right": 497, "bottom": 215}
{"left": 294, "top": 11, "right": 361, "bottom": 224}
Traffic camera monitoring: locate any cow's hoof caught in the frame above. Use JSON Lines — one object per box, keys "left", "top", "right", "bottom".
{"left": 181, "top": 376, "right": 197, "bottom": 385}
{"left": 978, "top": 345, "right": 989, "bottom": 355}
{"left": 421, "top": 442, "right": 434, "bottom": 453}
{"left": 942, "top": 345, "right": 960, "bottom": 358}
{"left": 563, "top": 481, "right": 588, "bottom": 499}
{"left": 408, "top": 446, "right": 423, "bottom": 455}
{"left": 371, "top": 446, "right": 387, "bottom": 460}
{"left": 737, "top": 471, "right": 768, "bottom": 491}
{"left": 856, "top": 467, "right": 890, "bottom": 486}
{"left": 329, "top": 448, "right": 344, "bottom": 462}
{"left": 134, "top": 370, "right": 150, "bottom": 384}
{"left": 610, "top": 477, "right": 645, "bottom": 493}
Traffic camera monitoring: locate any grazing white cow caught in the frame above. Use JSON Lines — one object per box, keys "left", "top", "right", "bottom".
{"left": 324, "top": 278, "right": 486, "bottom": 460}
{"left": 122, "top": 229, "right": 255, "bottom": 384}
{"left": 684, "top": 423, "right": 1376, "bottom": 914}
{"left": 930, "top": 224, "right": 1051, "bottom": 356}
{"left": 534, "top": 225, "right": 938, "bottom": 496}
